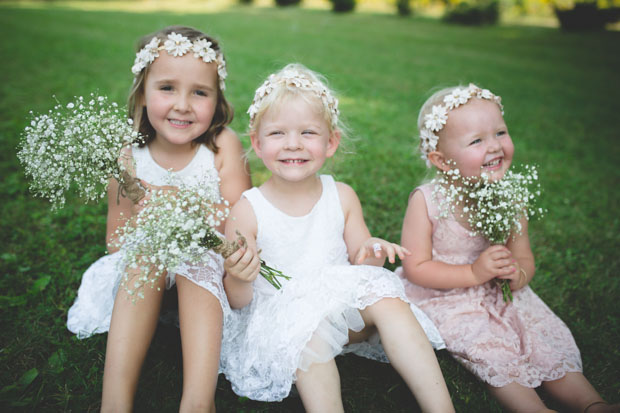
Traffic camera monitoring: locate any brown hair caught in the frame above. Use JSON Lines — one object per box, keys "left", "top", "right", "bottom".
{"left": 127, "top": 25, "right": 233, "bottom": 153}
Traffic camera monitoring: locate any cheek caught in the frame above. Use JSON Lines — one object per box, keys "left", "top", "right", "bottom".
{"left": 308, "top": 140, "right": 328, "bottom": 157}
{"left": 196, "top": 99, "right": 217, "bottom": 122}
{"left": 503, "top": 138, "right": 515, "bottom": 159}
{"left": 144, "top": 93, "right": 166, "bottom": 115}
{"left": 457, "top": 147, "right": 483, "bottom": 164}
{"left": 254, "top": 139, "right": 277, "bottom": 160}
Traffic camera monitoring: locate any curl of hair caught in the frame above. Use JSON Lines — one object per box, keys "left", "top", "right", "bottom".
{"left": 127, "top": 25, "right": 233, "bottom": 154}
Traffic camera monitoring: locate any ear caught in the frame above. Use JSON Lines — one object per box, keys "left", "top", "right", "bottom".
{"left": 428, "top": 151, "right": 450, "bottom": 172}
{"left": 325, "top": 129, "right": 341, "bottom": 158}
{"left": 250, "top": 131, "right": 263, "bottom": 158}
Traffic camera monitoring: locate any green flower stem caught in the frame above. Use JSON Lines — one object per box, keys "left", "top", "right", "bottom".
{"left": 259, "top": 261, "right": 291, "bottom": 290}
{"left": 496, "top": 279, "right": 513, "bottom": 302}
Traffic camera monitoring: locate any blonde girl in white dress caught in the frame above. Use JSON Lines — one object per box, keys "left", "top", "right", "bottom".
{"left": 220, "top": 63, "right": 453, "bottom": 412}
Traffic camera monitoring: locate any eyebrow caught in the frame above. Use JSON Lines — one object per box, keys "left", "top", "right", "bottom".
{"left": 153, "top": 79, "right": 216, "bottom": 91}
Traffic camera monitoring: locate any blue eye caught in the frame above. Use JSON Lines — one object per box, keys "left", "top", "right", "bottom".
{"left": 469, "top": 138, "right": 481, "bottom": 145}
{"left": 195, "top": 90, "right": 207, "bottom": 97}
{"left": 496, "top": 130, "right": 506, "bottom": 137}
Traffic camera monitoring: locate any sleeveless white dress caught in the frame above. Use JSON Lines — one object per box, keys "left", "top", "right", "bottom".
{"left": 67, "top": 144, "right": 229, "bottom": 339}
{"left": 219, "top": 175, "right": 444, "bottom": 402}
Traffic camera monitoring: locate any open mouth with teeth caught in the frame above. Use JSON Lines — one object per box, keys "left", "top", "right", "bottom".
{"left": 280, "top": 159, "right": 308, "bottom": 165}
{"left": 482, "top": 158, "right": 502, "bottom": 169}
{"left": 169, "top": 119, "right": 192, "bottom": 127}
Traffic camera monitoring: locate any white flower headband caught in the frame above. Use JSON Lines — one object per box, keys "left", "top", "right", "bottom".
{"left": 248, "top": 68, "right": 340, "bottom": 129}
{"left": 419, "top": 83, "right": 503, "bottom": 167}
{"left": 131, "top": 32, "right": 228, "bottom": 91}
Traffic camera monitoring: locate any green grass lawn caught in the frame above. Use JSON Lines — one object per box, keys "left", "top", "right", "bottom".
{"left": 1, "top": 4, "right": 619, "bottom": 412}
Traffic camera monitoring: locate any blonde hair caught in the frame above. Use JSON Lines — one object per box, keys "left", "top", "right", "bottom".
{"left": 248, "top": 63, "right": 345, "bottom": 138}
{"left": 127, "top": 25, "right": 233, "bottom": 153}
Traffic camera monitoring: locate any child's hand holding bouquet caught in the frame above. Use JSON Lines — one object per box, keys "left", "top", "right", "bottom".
{"left": 433, "top": 164, "right": 544, "bottom": 301}
{"left": 18, "top": 94, "right": 289, "bottom": 300}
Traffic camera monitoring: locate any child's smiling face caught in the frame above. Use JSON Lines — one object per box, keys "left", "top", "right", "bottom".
{"left": 251, "top": 94, "right": 339, "bottom": 185}
{"left": 435, "top": 98, "right": 514, "bottom": 181}
{"left": 142, "top": 50, "right": 219, "bottom": 148}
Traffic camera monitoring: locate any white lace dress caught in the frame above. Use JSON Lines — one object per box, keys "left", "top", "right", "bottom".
{"left": 67, "top": 144, "right": 229, "bottom": 339}
{"left": 219, "top": 175, "right": 444, "bottom": 402}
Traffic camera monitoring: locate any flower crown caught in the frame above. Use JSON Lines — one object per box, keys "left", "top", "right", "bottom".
{"left": 131, "top": 32, "right": 228, "bottom": 91}
{"left": 248, "top": 67, "right": 340, "bottom": 129}
{"left": 419, "top": 83, "right": 503, "bottom": 167}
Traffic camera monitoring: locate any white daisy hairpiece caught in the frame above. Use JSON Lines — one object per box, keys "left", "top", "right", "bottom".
{"left": 131, "top": 32, "right": 228, "bottom": 90}
{"left": 419, "top": 83, "right": 503, "bottom": 167}
{"left": 247, "top": 65, "right": 340, "bottom": 130}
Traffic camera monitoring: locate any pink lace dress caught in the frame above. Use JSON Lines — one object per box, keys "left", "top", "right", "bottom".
{"left": 395, "top": 183, "right": 582, "bottom": 388}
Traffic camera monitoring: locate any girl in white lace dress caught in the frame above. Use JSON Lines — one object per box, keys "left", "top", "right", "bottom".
{"left": 66, "top": 26, "right": 250, "bottom": 410}
{"left": 397, "top": 84, "right": 617, "bottom": 412}
{"left": 220, "top": 64, "right": 453, "bottom": 412}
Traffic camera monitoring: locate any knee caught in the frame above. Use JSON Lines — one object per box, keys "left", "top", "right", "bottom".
{"left": 361, "top": 297, "right": 410, "bottom": 326}
{"left": 368, "top": 297, "right": 409, "bottom": 313}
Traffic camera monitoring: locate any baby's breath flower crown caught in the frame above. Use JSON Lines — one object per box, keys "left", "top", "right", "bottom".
{"left": 132, "top": 32, "right": 228, "bottom": 91}
{"left": 419, "top": 83, "right": 503, "bottom": 167}
{"left": 248, "top": 65, "right": 340, "bottom": 130}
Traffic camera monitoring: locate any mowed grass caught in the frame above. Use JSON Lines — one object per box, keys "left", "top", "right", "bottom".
{"left": 0, "top": 4, "right": 618, "bottom": 412}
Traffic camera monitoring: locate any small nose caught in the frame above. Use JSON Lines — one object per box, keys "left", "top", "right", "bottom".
{"left": 174, "top": 94, "right": 190, "bottom": 112}
{"left": 284, "top": 133, "right": 303, "bottom": 150}
{"left": 487, "top": 137, "right": 502, "bottom": 152}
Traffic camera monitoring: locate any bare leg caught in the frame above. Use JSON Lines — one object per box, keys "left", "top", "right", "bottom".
{"left": 487, "top": 382, "right": 554, "bottom": 413}
{"left": 296, "top": 358, "right": 344, "bottom": 413}
{"left": 360, "top": 297, "right": 454, "bottom": 413}
{"left": 101, "top": 273, "right": 166, "bottom": 412}
{"left": 542, "top": 372, "right": 615, "bottom": 412}
{"left": 176, "top": 275, "right": 223, "bottom": 413}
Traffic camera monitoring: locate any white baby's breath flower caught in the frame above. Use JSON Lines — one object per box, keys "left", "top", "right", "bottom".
{"left": 111, "top": 181, "right": 227, "bottom": 300}
{"left": 432, "top": 165, "right": 545, "bottom": 246}
{"left": 17, "top": 93, "right": 144, "bottom": 209}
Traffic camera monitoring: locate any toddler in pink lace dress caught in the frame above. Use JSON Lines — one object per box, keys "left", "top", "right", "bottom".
{"left": 396, "top": 84, "right": 617, "bottom": 412}
{"left": 66, "top": 26, "right": 251, "bottom": 411}
{"left": 220, "top": 63, "right": 453, "bottom": 412}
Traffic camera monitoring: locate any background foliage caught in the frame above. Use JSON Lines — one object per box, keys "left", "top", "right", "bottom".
{"left": 0, "top": 4, "right": 618, "bottom": 412}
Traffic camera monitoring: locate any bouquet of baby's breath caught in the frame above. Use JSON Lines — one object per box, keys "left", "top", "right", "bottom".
{"left": 113, "top": 182, "right": 290, "bottom": 300}
{"left": 17, "top": 93, "right": 144, "bottom": 209}
{"left": 433, "top": 165, "right": 544, "bottom": 302}
{"left": 18, "top": 93, "right": 290, "bottom": 299}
